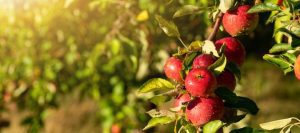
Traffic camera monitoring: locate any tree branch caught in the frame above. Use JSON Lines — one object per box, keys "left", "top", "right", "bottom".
{"left": 207, "top": 12, "right": 224, "bottom": 41}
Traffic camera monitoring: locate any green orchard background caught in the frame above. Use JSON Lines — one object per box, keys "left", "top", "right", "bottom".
{"left": 0, "top": 0, "right": 299, "bottom": 132}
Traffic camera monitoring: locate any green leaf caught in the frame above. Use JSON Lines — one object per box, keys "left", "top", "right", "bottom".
{"left": 203, "top": 120, "right": 224, "bottom": 133}
{"left": 269, "top": 44, "right": 292, "bottom": 53}
{"left": 263, "top": 54, "right": 293, "bottom": 74}
{"left": 266, "top": 11, "right": 290, "bottom": 24}
{"left": 188, "top": 40, "right": 203, "bottom": 51}
{"left": 275, "top": 27, "right": 300, "bottom": 40}
{"left": 209, "top": 54, "right": 227, "bottom": 75}
{"left": 248, "top": 3, "right": 281, "bottom": 13}
{"left": 146, "top": 109, "right": 175, "bottom": 118}
{"left": 155, "top": 15, "right": 180, "bottom": 37}
{"left": 223, "top": 114, "right": 247, "bottom": 124}
{"left": 184, "top": 52, "right": 199, "bottom": 69}
{"left": 282, "top": 53, "right": 296, "bottom": 64}
{"left": 226, "top": 62, "right": 241, "bottom": 80}
{"left": 173, "top": 5, "right": 204, "bottom": 18}
{"left": 143, "top": 116, "right": 175, "bottom": 130}
{"left": 230, "top": 127, "right": 268, "bottom": 133}
{"left": 259, "top": 118, "right": 293, "bottom": 130}
{"left": 149, "top": 95, "right": 172, "bottom": 106}
{"left": 184, "top": 124, "right": 197, "bottom": 133}
{"left": 203, "top": 40, "right": 219, "bottom": 57}
{"left": 215, "top": 88, "right": 259, "bottom": 115}
{"left": 139, "top": 78, "right": 174, "bottom": 93}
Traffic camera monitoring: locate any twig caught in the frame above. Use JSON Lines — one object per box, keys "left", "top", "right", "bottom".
{"left": 207, "top": 12, "right": 224, "bottom": 41}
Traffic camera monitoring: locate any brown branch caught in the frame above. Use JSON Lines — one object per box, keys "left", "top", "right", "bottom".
{"left": 207, "top": 12, "right": 224, "bottom": 41}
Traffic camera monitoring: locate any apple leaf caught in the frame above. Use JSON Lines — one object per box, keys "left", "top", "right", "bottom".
{"left": 230, "top": 127, "right": 268, "bottom": 133}
{"left": 275, "top": 27, "right": 300, "bottom": 40}
{"left": 184, "top": 124, "right": 197, "bottom": 133}
{"left": 203, "top": 120, "right": 224, "bottom": 133}
{"left": 259, "top": 117, "right": 294, "bottom": 130}
{"left": 155, "top": 15, "right": 180, "bottom": 38}
{"left": 146, "top": 109, "right": 175, "bottom": 118}
{"left": 248, "top": 3, "right": 281, "bottom": 13}
{"left": 173, "top": 5, "right": 204, "bottom": 18}
{"left": 223, "top": 114, "right": 247, "bottom": 124}
{"left": 183, "top": 52, "right": 199, "bottom": 69}
{"left": 188, "top": 40, "right": 203, "bottom": 51}
{"left": 209, "top": 54, "right": 227, "bottom": 75}
{"left": 263, "top": 54, "right": 293, "bottom": 74}
{"left": 281, "top": 53, "right": 296, "bottom": 64}
{"left": 226, "top": 62, "right": 241, "bottom": 80}
{"left": 139, "top": 78, "right": 174, "bottom": 93}
{"left": 215, "top": 87, "right": 259, "bottom": 115}
{"left": 143, "top": 116, "right": 175, "bottom": 130}
{"left": 269, "top": 43, "right": 292, "bottom": 53}
{"left": 149, "top": 95, "right": 172, "bottom": 106}
{"left": 219, "top": 0, "right": 236, "bottom": 13}
{"left": 202, "top": 40, "right": 219, "bottom": 57}
{"left": 266, "top": 11, "right": 289, "bottom": 24}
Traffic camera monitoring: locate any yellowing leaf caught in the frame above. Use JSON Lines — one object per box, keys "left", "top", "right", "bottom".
{"left": 260, "top": 118, "right": 293, "bottom": 130}
{"left": 202, "top": 40, "right": 219, "bottom": 57}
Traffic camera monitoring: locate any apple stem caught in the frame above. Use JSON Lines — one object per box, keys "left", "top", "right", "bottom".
{"left": 207, "top": 12, "right": 224, "bottom": 41}
{"left": 178, "top": 37, "right": 188, "bottom": 49}
{"left": 174, "top": 117, "right": 178, "bottom": 133}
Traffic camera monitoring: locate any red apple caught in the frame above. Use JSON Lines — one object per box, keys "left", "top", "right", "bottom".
{"left": 192, "top": 54, "right": 216, "bottom": 69}
{"left": 215, "top": 37, "right": 246, "bottom": 66}
{"left": 185, "top": 68, "right": 217, "bottom": 97}
{"left": 294, "top": 55, "right": 300, "bottom": 80}
{"left": 217, "top": 70, "right": 236, "bottom": 91}
{"left": 164, "top": 57, "right": 183, "bottom": 82}
{"left": 222, "top": 5, "right": 259, "bottom": 36}
{"left": 186, "top": 97, "right": 224, "bottom": 126}
{"left": 174, "top": 93, "right": 191, "bottom": 108}
{"left": 111, "top": 124, "right": 121, "bottom": 133}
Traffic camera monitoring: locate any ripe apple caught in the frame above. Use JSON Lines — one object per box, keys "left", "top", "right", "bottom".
{"left": 215, "top": 37, "right": 246, "bottom": 66}
{"left": 294, "top": 55, "right": 300, "bottom": 80}
{"left": 217, "top": 70, "right": 236, "bottom": 91}
{"left": 185, "top": 68, "right": 217, "bottom": 97}
{"left": 174, "top": 93, "right": 191, "bottom": 108}
{"left": 164, "top": 57, "right": 183, "bottom": 82}
{"left": 186, "top": 97, "right": 224, "bottom": 126}
{"left": 173, "top": 93, "right": 191, "bottom": 113}
{"left": 192, "top": 54, "right": 216, "bottom": 69}
{"left": 222, "top": 5, "right": 259, "bottom": 36}
{"left": 111, "top": 124, "right": 121, "bottom": 133}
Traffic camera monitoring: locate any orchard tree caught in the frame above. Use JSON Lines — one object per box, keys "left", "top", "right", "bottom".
{"left": 139, "top": 0, "right": 300, "bottom": 132}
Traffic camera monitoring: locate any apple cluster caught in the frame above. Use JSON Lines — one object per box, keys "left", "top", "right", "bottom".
{"left": 163, "top": 4, "right": 258, "bottom": 127}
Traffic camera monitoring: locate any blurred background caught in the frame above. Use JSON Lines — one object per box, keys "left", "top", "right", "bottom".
{"left": 0, "top": 0, "right": 299, "bottom": 133}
